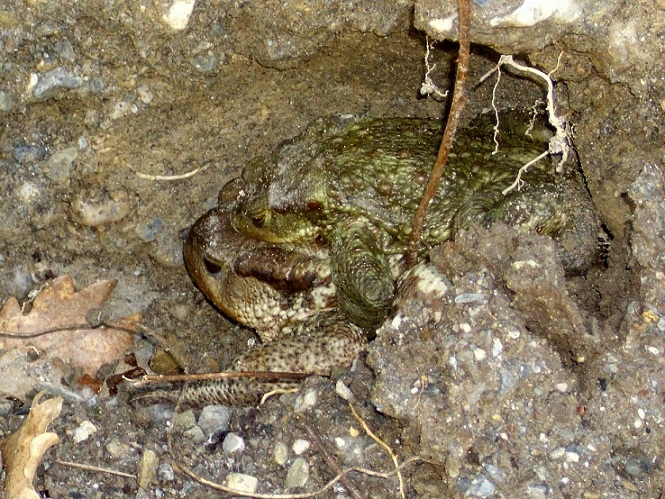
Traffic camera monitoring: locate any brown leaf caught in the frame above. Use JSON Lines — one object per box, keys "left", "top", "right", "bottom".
{"left": 0, "top": 276, "right": 137, "bottom": 400}
{"left": 0, "top": 392, "right": 63, "bottom": 499}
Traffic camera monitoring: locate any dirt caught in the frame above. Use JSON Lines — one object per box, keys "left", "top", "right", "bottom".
{"left": 1, "top": 1, "right": 664, "bottom": 498}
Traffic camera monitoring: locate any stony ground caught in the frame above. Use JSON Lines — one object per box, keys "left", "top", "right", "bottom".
{"left": 1, "top": 1, "right": 664, "bottom": 498}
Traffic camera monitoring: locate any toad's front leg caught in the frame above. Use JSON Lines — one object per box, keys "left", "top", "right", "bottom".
{"left": 330, "top": 220, "right": 394, "bottom": 332}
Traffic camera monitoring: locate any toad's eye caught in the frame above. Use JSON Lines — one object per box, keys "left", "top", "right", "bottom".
{"left": 249, "top": 211, "right": 267, "bottom": 227}
{"left": 203, "top": 258, "right": 221, "bottom": 275}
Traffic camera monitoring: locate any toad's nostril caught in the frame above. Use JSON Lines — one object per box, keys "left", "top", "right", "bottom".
{"left": 204, "top": 258, "right": 222, "bottom": 275}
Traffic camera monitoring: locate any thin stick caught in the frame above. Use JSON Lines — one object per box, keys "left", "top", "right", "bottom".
{"left": 406, "top": 0, "right": 472, "bottom": 266}
{"left": 55, "top": 460, "right": 135, "bottom": 479}
{"left": 171, "top": 456, "right": 425, "bottom": 498}
{"left": 303, "top": 422, "right": 366, "bottom": 499}
{"left": 132, "top": 163, "right": 210, "bottom": 181}
{"left": 349, "top": 403, "right": 405, "bottom": 499}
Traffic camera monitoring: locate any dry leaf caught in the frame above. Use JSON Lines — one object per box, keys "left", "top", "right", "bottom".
{"left": 1, "top": 392, "right": 63, "bottom": 499}
{"left": 0, "top": 276, "right": 138, "bottom": 400}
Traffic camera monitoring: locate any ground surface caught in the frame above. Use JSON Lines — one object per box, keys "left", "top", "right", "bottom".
{"left": 0, "top": 1, "right": 664, "bottom": 498}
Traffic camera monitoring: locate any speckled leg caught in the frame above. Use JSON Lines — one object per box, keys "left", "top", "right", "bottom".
{"left": 329, "top": 220, "right": 394, "bottom": 331}
{"left": 176, "top": 311, "right": 366, "bottom": 407}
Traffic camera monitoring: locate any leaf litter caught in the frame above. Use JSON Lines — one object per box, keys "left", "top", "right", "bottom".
{"left": 0, "top": 275, "right": 138, "bottom": 401}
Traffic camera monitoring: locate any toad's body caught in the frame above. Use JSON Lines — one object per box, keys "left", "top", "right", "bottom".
{"left": 179, "top": 112, "right": 599, "bottom": 406}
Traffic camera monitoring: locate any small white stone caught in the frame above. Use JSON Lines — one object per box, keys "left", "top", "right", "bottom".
{"left": 549, "top": 447, "right": 565, "bottom": 460}
{"left": 565, "top": 451, "right": 580, "bottom": 463}
{"left": 460, "top": 323, "right": 471, "bottom": 333}
{"left": 335, "top": 380, "right": 354, "bottom": 401}
{"left": 334, "top": 437, "right": 346, "bottom": 448}
{"left": 18, "top": 182, "right": 40, "bottom": 203}
{"left": 294, "top": 389, "right": 318, "bottom": 412}
{"left": 26, "top": 73, "right": 39, "bottom": 94}
{"left": 292, "top": 439, "right": 310, "bottom": 455}
{"left": 428, "top": 16, "right": 456, "bottom": 33}
{"left": 512, "top": 260, "right": 540, "bottom": 269}
{"left": 226, "top": 473, "right": 258, "bottom": 493}
{"left": 634, "top": 418, "right": 643, "bottom": 429}
{"left": 274, "top": 442, "right": 288, "bottom": 466}
{"left": 556, "top": 383, "right": 568, "bottom": 393}
{"left": 492, "top": 338, "right": 503, "bottom": 357}
{"left": 472, "top": 346, "right": 486, "bottom": 361}
{"left": 285, "top": 457, "right": 309, "bottom": 489}
{"left": 646, "top": 346, "right": 660, "bottom": 355}
{"left": 72, "top": 420, "right": 97, "bottom": 443}
{"left": 162, "top": 0, "right": 196, "bottom": 30}
{"left": 638, "top": 408, "right": 646, "bottom": 419}
{"left": 222, "top": 432, "right": 245, "bottom": 454}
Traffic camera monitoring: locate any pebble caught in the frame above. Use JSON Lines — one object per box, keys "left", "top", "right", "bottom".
{"left": 222, "top": 432, "right": 245, "bottom": 454}
{"left": 0, "top": 91, "right": 13, "bottom": 112}
{"left": 137, "top": 449, "right": 159, "bottom": 489}
{"left": 183, "top": 426, "right": 205, "bottom": 443}
{"left": 157, "top": 462, "right": 175, "bottom": 481}
{"left": 197, "top": 405, "right": 232, "bottom": 437}
{"left": 161, "top": 0, "right": 196, "bottom": 30}
{"left": 292, "top": 439, "right": 310, "bottom": 455}
{"left": 18, "top": 182, "right": 41, "bottom": 204}
{"left": 498, "top": 369, "right": 517, "bottom": 394}
{"left": 624, "top": 456, "right": 651, "bottom": 477}
{"left": 0, "top": 399, "right": 15, "bottom": 416}
{"left": 45, "top": 146, "right": 78, "bottom": 185}
{"left": 274, "top": 441, "right": 288, "bottom": 465}
{"left": 455, "top": 293, "right": 486, "bottom": 304}
{"left": 285, "top": 457, "right": 309, "bottom": 489}
{"left": 72, "top": 420, "right": 98, "bottom": 443}
{"left": 193, "top": 54, "right": 217, "bottom": 73}
{"left": 293, "top": 389, "right": 318, "bottom": 413}
{"left": 526, "top": 483, "right": 550, "bottom": 498}
{"left": 461, "top": 474, "right": 496, "bottom": 497}
{"left": 12, "top": 144, "right": 47, "bottom": 164}
{"left": 71, "top": 188, "right": 131, "bottom": 226}
{"left": 106, "top": 438, "right": 133, "bottom": 460}
{"left": 335, "top": 380, "right": 354, "bottom": 401}
{"left": 226, "top": 472, "right": 258, "bottom": 493}
{"left": 173, "top": 409, "right": 196, "bottom": 429}
{"left": 135, "top": 217, "right": 164, "bottom": 242}
{"left": 32, "top": 67, "right": 83, "bottom": 99}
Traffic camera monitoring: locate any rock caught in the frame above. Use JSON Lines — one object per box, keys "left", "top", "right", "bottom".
{"left": 285, "top": 457, "right": 309, "bottom": 489}
{"left": 197, "top": 405, "right": 232, "bottom": 437}
{"left": 45, "top": 146, "right": 78, "bottom": 185}
{"left": 222, "top": 432, "right": 245, "bottom": 454}
{"left": 157, "top": 463, "right": 175, "bottom": 482}
{"left": 137, "top": 449, "right": 159, "bottom": 489}
{"left": 0, "top": 91, "right": 13, "bottom": 112}
{"left": 71, "top": 188, "right": 131, "bottom": 226}
{"left": 274, "top": 442, "right": 288, "bottom": 466}
{"left": 161, "top": 0, "right": 196, "bottom": 31}
{"left": 12, "top": 144, "right": 46, "bottom": 164}
{"left": 226, "top": 472, "right": 258, "bottom": 493}
{"left": 32, "top": 67, "right": 83, "bottom": 99}
{"left": 291, "top": 439, "right": 310, "bottom": 455}
{"left": 71, "top": 420, "right": 98, "bottom": 443}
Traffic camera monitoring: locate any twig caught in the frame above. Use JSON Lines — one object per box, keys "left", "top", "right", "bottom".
{"left": 303, "top": 422, "right": 366, "bottom": 499}
{"left": 55, "top": 460, "right": 135, "bottom": 479}
{"left": 132, "top": 162, "right": 211, "bottom": 181}
{"left": 407, "top": 0, "right": 472, "bottom": 266}
{"left": 349, "top": 403, "right": 405, "bottom": 499}
{"left": 171, "top": 455, "right": 426, "bottom": 498}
